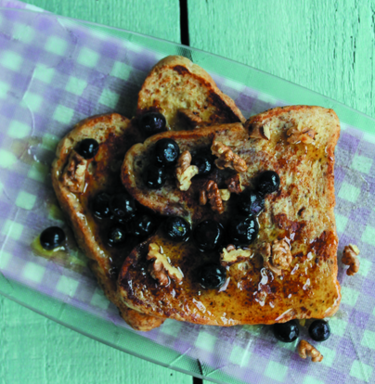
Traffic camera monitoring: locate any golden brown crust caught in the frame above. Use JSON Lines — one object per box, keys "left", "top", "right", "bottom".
{"left": 119, "top": 106, "right": 341, "bottom": 326}
{"left": 51, "top": 113, "right": 165, "bottom": 331}
{"left": 137, "top": 55, "right": 245, "bottom": 130}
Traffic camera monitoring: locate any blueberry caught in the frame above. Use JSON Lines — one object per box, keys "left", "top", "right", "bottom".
{"left": 197, "top": 264, "right": 227, "bottom": 289}
{"left": 107, "top": 227, "right": 127, "bottom": 246}
{"left": 273, "top": 320, "right": 300, "bottom": 342}
{"left": 309, "top": 320, "right": 330, "bottom": 342}
{"left": 92, "top": 192, "right": 111, "bottom": 219}
{"left": 131, "top": 214, "right": 158, "bottom": 239}
{"left": 40, "top": 227, "right": 65, "bottom": 250}
{"left": 191, "top": 152, "right": 214, "bottom": 175}
{"left": 76, "top": 138, "right": 99, "bottom": 159}
{"left": 110, "top": 193, "right": 136, "bottom": 222}
{"left": 228, "top": 215, "right": 258, "bottom": 246}
{"left": 138, "top": 112, "right": 167, "bottom": 137}
{"left": 239, "top": 189, "right": 265, "bottom": 216}
{"left": 155, "top": 138, "right": 180, "bottom": 166}
{"left": 163, "top": 216, "right": 190, "bottom": 242}
{"left": 144, "top": 165, "right": 167, "bottom": 189}
{"left": 193, "top": 220, "right": 224, "bottom": 251}
{"left": 257, "top": 171, "right": 280, "bottom": 195}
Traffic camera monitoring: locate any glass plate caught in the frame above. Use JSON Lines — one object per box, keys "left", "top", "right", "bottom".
{"left": 0, "top": 7, "right": 374, "bottom": 384}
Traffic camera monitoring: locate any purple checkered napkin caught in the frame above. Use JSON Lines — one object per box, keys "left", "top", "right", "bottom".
{"left": 0, "top": 4, "right": 374, "bottom": 384}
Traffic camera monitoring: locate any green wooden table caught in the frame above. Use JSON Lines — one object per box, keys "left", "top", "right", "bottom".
{"left": 1, "top": 1, "right": 374, "bottom": 383}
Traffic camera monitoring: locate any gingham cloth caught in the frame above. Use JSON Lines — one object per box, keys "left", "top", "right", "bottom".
{"left": 0, "top": 3, "right": 374, "bottom": 384}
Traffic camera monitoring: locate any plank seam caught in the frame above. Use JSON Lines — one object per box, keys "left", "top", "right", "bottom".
{"left": 180, "top": 0, "right": 190, "bottom": 45}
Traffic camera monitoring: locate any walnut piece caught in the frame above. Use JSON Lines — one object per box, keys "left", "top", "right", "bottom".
{"left": 272, "top": 239, "right": 293, "bottom": 269}
{"left": 225, "top": 174, "right": 244, "bottom": 194}
{"left": 62, "top": 151, "right": 88, "bottom": 193}
{"left": 298, "top": 340, "right": 323, "bottom": 363}
{"left": 175, "top": 150, "right": 199, "bottom": 191}
{"left": 200, "top": 180, "right": 224, "bottom": 214}
{"left": 219, "top": 189, "right": 231, "bottom": 201}
{"left": 261, "top": 239, "right": 292, "bottom": 276}
{"left": 199, "top": 190, "right": 207, "bottom": 205}
{"left": 248, "top": 123, "right": 270, "bottom": 140}
{"left": 342, "top": 244, "right": 360, "bottom": 276}
{"left": 286, "top": 126, "right": 316, "bottom": 144}
{"left": 147, "top": 243, "right": 183, "bottom": 286}
{"left": 178, "top": 109, "right": 204, "bottom": 129}
{"left": 211, "top": 140, "right": 247, "bottom": 172}
{"left": 220, "top": 245, "right": 251, "bottom": 266}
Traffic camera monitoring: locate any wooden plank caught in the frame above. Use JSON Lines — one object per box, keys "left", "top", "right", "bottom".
{"left": 188, "top": 0, "right": 375, "bottom": 118}
{"left": 24, "top": 0, "right": 181, "bottom": 42}
{"left": 0, "top": 297, "right": 191, "bottom": 384}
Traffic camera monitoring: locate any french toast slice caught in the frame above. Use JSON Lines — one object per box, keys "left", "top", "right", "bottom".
{"left": 119, "top": 106, "right": 341, "bottom": 326}
{"left": 51, "top": 113, "right": 165, "bottom": 331}
{"left": 137, "top": 55, "right": 245, "bottom": 130}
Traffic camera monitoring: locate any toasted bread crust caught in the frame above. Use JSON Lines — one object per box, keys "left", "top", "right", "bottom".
{"left": 137, "top": 56, "right": 245, "bottom": 130}
{"left": 119, "top": 106, "right": 341, "bottom": 326}
{"left": 51, "top": 113, "right": 164, "bottom": 331}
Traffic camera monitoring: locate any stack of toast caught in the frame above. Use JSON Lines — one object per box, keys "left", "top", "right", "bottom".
{"left": 52, "top": 55, "right": 342, "bottom": 333}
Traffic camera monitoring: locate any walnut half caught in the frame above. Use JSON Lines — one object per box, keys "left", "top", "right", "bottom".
{"left": 62, "top": 151, "right": 88, "bottom": 194}
{"left": 147, "top": 243, "right": 183, "bottom": 286}
{"left": 342, "top": 244, "right": 360, "bottom": 276}
{"left": 298, "top": 340, "right": 323, "bottom": 362}
{"left": 211, "top": 140, "right": 247, "bottom": 173}
{"left": 175, "top": 150, "right": 199, "bottom": 191}
{"left": 261, "top": 239, "right": 292, "bottom": 275}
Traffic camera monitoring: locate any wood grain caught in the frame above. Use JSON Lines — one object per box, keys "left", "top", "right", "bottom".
{"left": 0, "top": 297, "right": 191, "bottom": 384}
{"left": 188, "top": 0, "right": 375, "bottom": 118}
{"left": 25, "top": 0, "right": 181, "bottom": 42}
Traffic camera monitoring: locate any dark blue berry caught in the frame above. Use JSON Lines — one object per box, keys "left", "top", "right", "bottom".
{"left": 193, "top": 220, "right": 224, "bottom": 251}
{"left": 110, "top": 193, "right": 136, "bottom": 222}
{"left": 197, "top": 264, "right": 227, "bottom": 289}
{"left": 239, "top": 189, "right": 265, "bottom": 216}
{"left": 144, "top": 165, "right": 167, "bottom": 189}
{"left": 155, "top": 138, "right": 180, "bottom": 166}
{"left": 228, "top": 215, "right": 258, "bottom": 246}
{"left": 257, "top": 171, "right": 280, "bottom": 195}
{"left": 77, "top": 138, "right": 99, "bottom": 159}
{"left": 107, "top": 227, "right": 126, "bottom": 246}
{"left": 131, "top": 214, "right": 158, "bottom": 239}
{"left": 138, "top": 112, "right": 166, "bottom": 137}
{"left": 92, "top": 192, "right": 111, "bottom": 219}
{"left": 309, "top": 320, "right": 330, "bottom": 342}
{"left": 273, "top": 320, "right": 299, "bottom": 342}
{"left": 40, "top": 227, "right": 65, "bottom": 250}
{"left": 163, "top": 217, "right": 190, "bottom": 242}
{"left": 191, "top": 152, "right": 214, "bottom": 175}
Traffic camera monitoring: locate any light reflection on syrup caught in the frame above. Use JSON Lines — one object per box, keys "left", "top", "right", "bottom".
{"left": 218, "top": 277, "right": 230, "bottom": 292}
{"left": 193, "top": 298, "right": 206, "bottom": 313}
{"left": 291, "top": 264, "right": 299, "bottom": 275}
{"left": 303, "top": 278, "right": 311, "bottom": 290}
